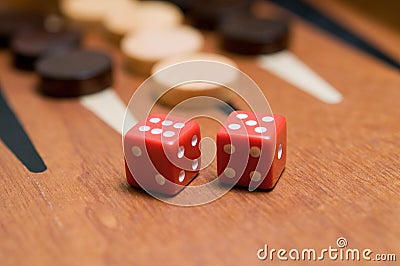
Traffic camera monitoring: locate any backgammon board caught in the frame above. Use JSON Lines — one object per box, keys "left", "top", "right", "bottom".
{"left": 0, "top": 0, "right": 399, "bottom": 265}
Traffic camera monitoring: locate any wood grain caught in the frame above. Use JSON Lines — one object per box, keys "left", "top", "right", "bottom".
{"left": 0, "top": 0, "right": 399, "bottom": 265}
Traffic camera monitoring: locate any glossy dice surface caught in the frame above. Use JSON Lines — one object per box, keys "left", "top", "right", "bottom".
{"left": 217, "top": 111, "right": 286, "bottom": 190}
{"left": 124, "top": 114, "right": 201, "bottom": 195}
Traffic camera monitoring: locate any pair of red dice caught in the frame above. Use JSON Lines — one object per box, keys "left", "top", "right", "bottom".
{"left": 124, "top": 111, "right": 287, "bottom": 196}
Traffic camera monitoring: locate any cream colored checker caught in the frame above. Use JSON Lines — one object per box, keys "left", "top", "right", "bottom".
{"left": 102, "top": 0, "right": 138, "bottom": 39}
{"left": 151, "top": 52, "right": 237, "bottom": 107}
{"left": 122, "top": 26, "right": 203, "bottom": 75}
{"left": 103, "top": 0, "right": 183, "bottom": 40}
{"left": 133, "top": 1, "right": 183, "bottom": 30}
{"left": 60, "top": 0, "right": 114, "bottom": 23}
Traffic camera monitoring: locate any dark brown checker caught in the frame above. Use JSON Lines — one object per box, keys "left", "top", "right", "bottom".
{"left": 218, "top": 15, "right": 290, "bottom": 54}
{"left": 0, "top": 12, "right": 44, "bottom": 48}
{"left": 36, "top": 49, "right": 113, "bottom": 97}
{"left": 190, "top": 0, "right": 253, "bottom": 30}
{"left": 11, "top": 27, "right": 81, "bottom": 70}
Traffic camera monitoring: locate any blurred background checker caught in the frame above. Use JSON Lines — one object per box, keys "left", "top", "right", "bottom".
{"left": 151, "top": 52, "right": 238, "bottom": 108}
{"left": 218, "top": 15, "right": 290, "bottom": 55}
{"left": 121, "top": 25, "right": 203, "bottom": 75}
{"left": 11, "top": 27, "right": 81, "bottom": 70}
{"left": 102, "top": 0, "right": 138, "bottom": 41}
{"left": 60, "top": 0, "right": 114, "bottom": 24}
{"left": 103, "top": 0, "right": 183, "bottom": 41}
{"left": 150, "top": 0, "right": 197, "bottom": 13}
{"left": 36, "top": 49, "right": 112, "bottom": 97}
{"left": 0, "top": 12, "right": 44, "bottom": 48}
{"left": 190, "top": 0, "right": 252, "bottom": 30}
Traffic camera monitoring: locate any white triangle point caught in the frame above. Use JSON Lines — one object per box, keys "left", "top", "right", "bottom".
{"left": 258, "top": 51, "right": 343, "bottom": 104}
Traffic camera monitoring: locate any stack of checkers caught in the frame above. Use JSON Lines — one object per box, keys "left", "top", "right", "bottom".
{"left": 0, "top": 9, "right": 114, "bottom": 98}
{"left": 58, "top": 0, "right": 290, "bottom": 108}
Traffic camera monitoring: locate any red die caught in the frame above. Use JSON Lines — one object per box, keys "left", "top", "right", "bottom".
{"left": 217, "top": 111, "right": 286, "bottom": 190}
{"left": 124, "top": 114, "right": 201, "bottom": 195}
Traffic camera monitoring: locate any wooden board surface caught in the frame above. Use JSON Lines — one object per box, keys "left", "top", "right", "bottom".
{"left": 0, "top": 0, "right": 399, "bottom": 265}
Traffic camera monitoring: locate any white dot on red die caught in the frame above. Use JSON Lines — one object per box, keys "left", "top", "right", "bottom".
{"left": 139, "top": 125, "right": 150, "bottom": 132}
{"left": 163, "top": 131, "right": 175, "bottom": 137}
{"left": 236, "top": 113, "right": 248, "bottom": 119}
{"left": 250, "top": 146, "right": 261, "bottom": 158}
{"left": 155, "top": 174, "right": 166, "bottom": 185}
{"left": 228, "top": 124, "right": 241, "bottom": 130}
{"left": 246, "top": 120, "right": 257, "bottom": 126}
{"left": 149, "top": 117, "right": 161, "bottom": 123}
{"left": 192, "top": 159, "right": 199, "bottom": 170}
{"left": 262, "top": 116, "right": 274, "bottom": 122}
{"left": 174, "top": 123, "right": 185, "bottom": 129}
{"left": 278, "top": 144, "right": 283, "bottom": 159}
{"left": 178, "top": 170, "right": 185, "bottom": 182}
{"left": 151, "top": 128, "right": 162, "bottom": 135}
{"left": 223, "top": 144, "right": 235, "bottom": 154}
{"left": 191, "top": 135, "right": 198, "bottom": 146}
{"left": 254, "top": 127, "right": 267, "bottom": 133}
{"left": 162, "top": 120, "right": 173, "bottom": 126}
{"left": 131, "top": 146, "right": 142, "bottom": 157}
{"left": 250, "top": 171, "right": 262, "bottom": 182}
{"left": 223, "top": 167, "right": 236, "bottom": 178}
{"left": 178, "top": 146, "right": 185, "bottom": 158}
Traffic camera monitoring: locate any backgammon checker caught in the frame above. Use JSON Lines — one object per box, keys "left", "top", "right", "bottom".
{"left": 60, "top": 0, "right": 114, "bottom": 25}
{"left": 103, "top": 0, "right": 183, "bottom": 41}
{"left": 190, "top": 0, "right": 253, "bottom": 30}
{"left": 121, "top": 25, "right": 204, "bottom": 75}
{"left": 11, "top": 26, "right": 81, "bottom": 71}
{"left": 151, "top": 52, "right": 238, "bottom": 108}
{"left": 0, "top": 12, "right": 45, "bottom": 48}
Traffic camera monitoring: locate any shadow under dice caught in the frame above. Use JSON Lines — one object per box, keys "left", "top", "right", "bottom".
{"left": 124, "top": 114, "right": 201, "bottom": 195}
{"left": 217, "top": 111, "right": 286, "bottom": 190}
